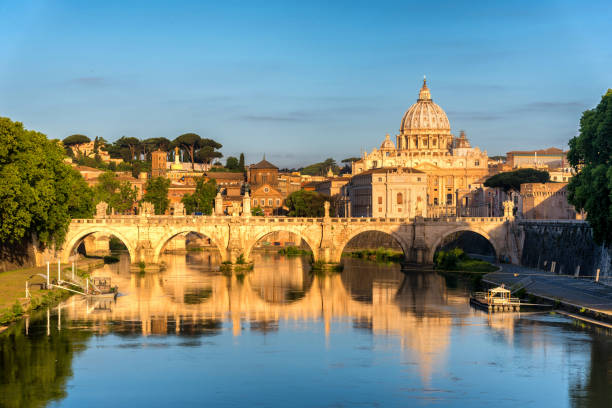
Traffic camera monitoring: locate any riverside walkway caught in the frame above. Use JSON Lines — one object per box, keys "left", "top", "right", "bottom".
{"left": 484, "top": 264, "right": 612, "bottom": 318}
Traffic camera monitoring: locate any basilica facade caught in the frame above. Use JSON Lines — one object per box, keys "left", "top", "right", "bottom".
{"left": 351, "top": 79, "right": 490, "bottom": 211}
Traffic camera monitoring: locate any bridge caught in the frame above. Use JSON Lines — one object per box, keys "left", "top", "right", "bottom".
{"left": 61, "top": 204, "right": 519, "bottom": 266}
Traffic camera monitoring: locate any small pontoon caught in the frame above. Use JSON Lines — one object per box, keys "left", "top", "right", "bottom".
{"left": 470, "top": 285, "right": 521, "bottom": 312}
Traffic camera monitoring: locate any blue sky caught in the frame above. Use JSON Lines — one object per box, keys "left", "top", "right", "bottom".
{"left": 1, "top": 0, "right": 611, "bottom": 167}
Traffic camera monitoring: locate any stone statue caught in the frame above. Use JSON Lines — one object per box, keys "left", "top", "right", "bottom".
{"left": 415, "top": 196, "right": 423, "bottom": 217}
{"left": 503, "top": 200, "right": 515, "bottom": 219}
{"left": 141, "top": 201, "right": 155, "bottom": 217}
{"left": 214, "top": 191, "right": 224, "bottom": 216}
{"left": 174, "top": 202, "right": 185, "bottom": 216}
{"left": 95, "top": 201, "right": 108, "bottom": 218}
{"left": 324, "top": 201, "right": 330, "bottom": 218}
{"left": 242, "top": 191, "right": 251, "bottom": 216}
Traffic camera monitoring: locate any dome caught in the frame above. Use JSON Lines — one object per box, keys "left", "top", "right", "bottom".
{"left": 400, "top": 78, "right": 451, "bottom": 135}
{"left": 380, "top": 134, "right": 395, "bottom": 150}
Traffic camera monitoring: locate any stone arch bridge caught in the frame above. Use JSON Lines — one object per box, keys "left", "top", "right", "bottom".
{"left": 61, "top": 213, "right": 520, "bottom": 266}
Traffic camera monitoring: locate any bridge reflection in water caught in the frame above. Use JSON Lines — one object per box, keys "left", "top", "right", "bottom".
{"left": 58, "top": 252, "right": 490, "bottom": 383}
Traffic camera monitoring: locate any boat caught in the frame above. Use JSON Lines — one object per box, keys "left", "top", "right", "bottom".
{"left": 470, "top": 285, "right": 521, "bottom": 312}
{"left": 87, "top": 277, "right": 118, "bottom": 299}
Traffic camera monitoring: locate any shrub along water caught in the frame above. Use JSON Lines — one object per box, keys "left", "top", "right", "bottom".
{"left": 347, "top": 248, "right": 404, "bottom": 263}
{"left": 434, "top": 248, "right": 496, "bottom": 272}
{"left": 278, "top": 246, "right": 311, "bottom": 256}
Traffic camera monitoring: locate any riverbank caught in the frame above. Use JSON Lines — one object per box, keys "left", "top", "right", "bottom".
{"left": 0, "top": 257, "right": 102, "bottom": 331}
{"left": 484, "top": 264, "right": 612, "bottom": 325}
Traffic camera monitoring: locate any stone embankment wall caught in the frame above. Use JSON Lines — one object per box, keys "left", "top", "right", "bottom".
{"left": 519, "top": 220, "right": 612, "bottom": 286}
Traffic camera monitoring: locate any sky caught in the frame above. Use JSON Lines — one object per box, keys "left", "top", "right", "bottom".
{"left": 0, "top": 0, "right": 611, "bottom": 168}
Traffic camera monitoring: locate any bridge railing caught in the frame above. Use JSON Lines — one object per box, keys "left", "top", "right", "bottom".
{"left": 71, "top": 214, "right": 510, "bottom": 225}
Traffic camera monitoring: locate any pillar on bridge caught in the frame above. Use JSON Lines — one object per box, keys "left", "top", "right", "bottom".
{"left": 242, "top": 191, "right": 251, "bottom": 217}
{"left": 94, "top": 235, "right": 110, "bottom": 254}
{"left": 215, "top": 192, "right": 224, "bottom": 216}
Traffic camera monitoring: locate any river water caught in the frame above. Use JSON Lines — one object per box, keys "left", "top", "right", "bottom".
{"left": 1, "top": 252, "right": 611, "bottom": 407}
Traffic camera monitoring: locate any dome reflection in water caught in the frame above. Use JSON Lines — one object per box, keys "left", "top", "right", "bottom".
{"left": 0, "top": 251, "right": 610, "bottom": 407}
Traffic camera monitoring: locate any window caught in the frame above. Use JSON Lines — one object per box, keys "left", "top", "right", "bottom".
{"left": 378, "top": 196, "right": 383, "bottom": 205}
{"left": 417, "top": 177, "right": 421, "bottom": 182}
{"left": 268, "top": 199, "right": 273, "bottom": 206}
{"left": 378, "top": 177, "right": 382, "bottom": 182}
{"left": 275, "top": 199, "right": 280, "bottom": 206}
{"left": 474, "top": 160, "right": 480, "bottom": 166}
{"left": 264, "top": 187, "right": 269, "bottom": 193}
{"left": 446, "top": 194, "right": 453, "bottom": 205}
{"left": 254, "top": 199, "right": 258, "bottom": 206}
{"left": 434, "top": 197, "right": 439, "bottom": 205}
{"left": 397, "top": 193, "right": 403, "bottom": 204}
{"left": 386, "top": 152, "right": 390, "bottom": 157}
{"left": 373, "top": 161, "right": 378, "bottom": 167}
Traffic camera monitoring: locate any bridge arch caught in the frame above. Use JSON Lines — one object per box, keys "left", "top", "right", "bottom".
{"left": 428, "top": 227, "right": 500, "bottom": 264}
{"left": 62, "top": 227, "right": 136, "bottom": 263}
{"left": 244, "top": 227, "right": 320, "bottom": 263}
{"left": 152, "top": 229, "right": 227, "bottom": 264}
{"left": 334, "top": 227, "right": 411, "bottom": 264}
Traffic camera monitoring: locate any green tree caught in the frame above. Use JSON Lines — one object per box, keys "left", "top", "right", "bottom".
{"left": 62, "top": 134, "right": 91, "bottom": 146}
{"left": 251, "top": 206, "right": 264, "bottom": 216}
{"left": 239, "top": 153, "right": 245, "bottom": 171}
{"left": 341, "top": 157, "right": 361, "bottom": 163}
{"left": 285, "top": 190, "right": 330, "bottom": 217}
{"left": 94, "top": 171, "right": 137, "bottom": 214}
{"left": 484, "top": 168, "right": 550, "bottom": 193}
{"left": 0, "top": 118, "right": 94, "bottom": 249}
{"left": 143, "top": 177, "right": 170, "bottom": 215}
{"left": 182, "top": 178, "right": 217, "bottom": 214}
{"left": 225, "top": 156, "right": 240, "bottom": 171}
{"left": 567, "top": 89, "right": 612, "bottom": 244}
{"left": 195, "top": 139, "right": 223, "bottom": 165}
{"left": 173, "top": 133, "right": 203, "bottom": 169}
{"left": 300, "top": 158, "right": 339, "bottom": 176}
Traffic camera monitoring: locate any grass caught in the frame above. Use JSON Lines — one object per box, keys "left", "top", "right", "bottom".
{"left": 345, "top": 247, "right": 404, "bottom": 264}
{"left": 278, "top": 246, "right": 311, "bottom": 256}
{"left": 0, "top": 259, "right": 99, "bottom": 326}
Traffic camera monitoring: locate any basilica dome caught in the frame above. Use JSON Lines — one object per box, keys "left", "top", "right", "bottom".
{"left": 399, "top": 79, "right": 451, "bottom": 135}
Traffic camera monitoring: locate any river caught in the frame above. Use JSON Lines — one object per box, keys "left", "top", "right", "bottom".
{"left": 1, "top": 252, "right": 611, "bottom": 407}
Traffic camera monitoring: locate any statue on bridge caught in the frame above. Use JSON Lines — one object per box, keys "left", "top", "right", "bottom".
{"left": 503, "top": 200, "right": 515, "bottom": 219}
{"left": 96, "top": 201, "right": 108, "bottom": 218}
{"left": 173, "top": 202, "right": 185, "bottom": 216}
{"left": 141, "top": 202, "right": 155, "bottom": 217}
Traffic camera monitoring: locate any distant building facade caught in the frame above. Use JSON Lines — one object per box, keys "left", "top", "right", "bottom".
{"left": 350, "top": 79, "right": 490, "bottom": 210}
{"left": 506, "top": 147, "right": 566, "bottom": 169}
{"left": 520, "top": 183, "right": 583, "bottom": 220}
{"left": 346, "top": 167, "right": 427, "bottom": 218}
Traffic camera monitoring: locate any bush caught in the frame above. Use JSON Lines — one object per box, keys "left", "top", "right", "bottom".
{"left": 434, "top": 248, "right": 465, "bottom": 270}
{"left": 103, "top": 255, "right": 119, "bottom": 264}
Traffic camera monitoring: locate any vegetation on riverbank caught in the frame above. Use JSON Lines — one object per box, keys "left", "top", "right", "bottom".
{"left": 278, "top": 246, "right": 311, "bottom": 256}
{"left": 434, "top": 248, "right": 497, "bottom": 272}
{"left": 345, "top": 248, "right": 404, "bottom": 264}
{"left": 0, "top": 259, "right": 101, "bottom": 328}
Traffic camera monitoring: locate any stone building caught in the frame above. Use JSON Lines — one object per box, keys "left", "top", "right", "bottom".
{"left": 520, "top": 183, "right": 583, "bottom": 220}
{"left": 506, "top": 147, "right": 566, "bottom": 169}
{"left": 345, "top": 167, "right": 427, "bottom": 218}
{"left": 251, "top": 184, "right": 284, "bottom": 216}
{"left": 248, "top": 156, "right": 279, "bottom": 186}
{"left": 151, "top": 149, "right": 167, "bottom": 177}
{"left": 351, "top": 79, "right": 490, "bottom": 209}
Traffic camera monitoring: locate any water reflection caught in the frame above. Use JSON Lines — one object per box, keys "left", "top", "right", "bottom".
{"left": 0, "top": 252, "right": 610, "bottom": 407}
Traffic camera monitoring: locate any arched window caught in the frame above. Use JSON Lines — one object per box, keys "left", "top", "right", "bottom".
{"left": 397, "top": 193, "right": 403, "bottom": 205}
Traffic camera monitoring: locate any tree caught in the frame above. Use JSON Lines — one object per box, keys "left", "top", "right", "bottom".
{"left": 251, "top": 206, "right": 264, "bottom": 216}
{"left": 94, "top": 171, "right": 137, "bottom": 214}
{"left": 484, "top": 169, "right": 550, "bottom": 193}
{"left": 567, "top": 89, "right": 612, "bottom": 244}
{"left": 285, "top": 190, "right": 330, "bottom": 217}
{"left": 143, "top": 177, "right": 170, "bottom": 215}
{"left": 173, "top": 133, "right": 204, "bottom": 169}
{"left": 182, "top": 178, "right": 217, "bottom": 214}
{"left": 114, "top": 136, "right": 141, "bottom": 162}
{"left": 341, "top": 157, "right": 361, "bottom": 163}
{"left": 62, "top": 134, "right": 91, "bottom": 146}
{"left": 225, "top": 156, "right": 240, "bottom": 171}
{"left": 0, "top": 118, "right": 94, "bottom": 250}
{"left": 300, "top": 158, "right": 339, "bottom": 176}
{"left": 239, "top": 153, "right": 245, "bottom": 171}
{"left": 142, "top": 137, "right": 171, "bottom": 160}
